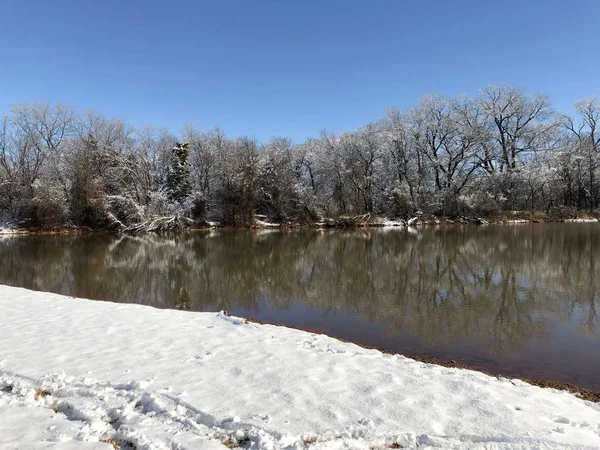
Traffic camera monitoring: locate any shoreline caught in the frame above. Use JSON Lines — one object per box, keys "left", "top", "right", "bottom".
{"left": 2, "top": 224, "right": 598, "bottom": 401}
{"left": 1, "top": 285, "right": 600, "bottom": 449}
{"left": 1, "top": 282, "right": 596, "bottom": 400}
{"left": 245, "top": 317, "right": 600, "bottom": 403}
{"left": 1, "top": 213, "right": 598, "bottom": 236}
{"left": 0, "top": 279, "right": 597, "bottom": 402}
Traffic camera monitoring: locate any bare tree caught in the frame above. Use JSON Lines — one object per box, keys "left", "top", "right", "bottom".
{"left": 479, "top": 85, "right": 553, "bottom": 172}
{"left": 1, "top": 88, "right": 598, "bottom": 228}
{"left": 562, "top": 97, "right": 600, "bottom": 212}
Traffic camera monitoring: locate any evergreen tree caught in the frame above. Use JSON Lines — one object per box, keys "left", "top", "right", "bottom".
{"left": 166, "top": 142, "right": 191, "bottom": 203}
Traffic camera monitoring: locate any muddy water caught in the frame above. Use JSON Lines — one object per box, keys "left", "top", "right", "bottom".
{"left": 1, "top": 224, "right": 599, "bottom": 389}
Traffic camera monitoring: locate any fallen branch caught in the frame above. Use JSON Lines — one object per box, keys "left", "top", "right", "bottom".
{"left": 124, "top": 215, "right": 195, "bottom": 233}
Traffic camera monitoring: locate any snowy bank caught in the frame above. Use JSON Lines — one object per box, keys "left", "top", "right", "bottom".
{"left": 564, "top": 218, "right": 599, "bottom": 223}
{"left": 1, "top": 286, "right": 600, "bottom": 449}
{"left": 0, "top": 220, "right": 22, "bottom": 235}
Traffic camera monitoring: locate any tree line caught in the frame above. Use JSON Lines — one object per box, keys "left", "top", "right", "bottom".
{"left": 0, "top": 85, "right": 598, "bottom": 228}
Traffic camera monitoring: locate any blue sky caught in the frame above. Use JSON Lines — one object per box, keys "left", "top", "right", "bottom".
{"left": 1, "top": 0, "right": 598, "bottom": 142}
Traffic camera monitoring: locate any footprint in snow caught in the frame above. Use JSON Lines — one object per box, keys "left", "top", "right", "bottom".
{"left": 186, "top": 352, "right": 214, "bottom": 363}
{"left": 554, "top": 416, "right": 571, "bottom": 424}
{"left": 300, "top": 339, "right": 346, "bottom": 355}
{"left": 197, "top": 351, "right": 214, "bottom": 359}
{"left": 358, "top": 418, "right": 375, "bottom": 427}
{"left": 250, "top": 414, "right": 272, "bottom": 423}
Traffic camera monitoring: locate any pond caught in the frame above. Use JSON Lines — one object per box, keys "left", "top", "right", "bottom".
{"left": 1, "top": 223, "right": 599, "bottom": 390}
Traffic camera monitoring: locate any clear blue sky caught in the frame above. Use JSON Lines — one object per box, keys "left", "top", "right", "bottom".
{"left": 1, "top": 0, "right": 598, "bottom": 142}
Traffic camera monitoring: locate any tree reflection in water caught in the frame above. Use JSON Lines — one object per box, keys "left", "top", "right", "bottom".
{"left": 1, "top": 224, "right": 598, "bottom": 388}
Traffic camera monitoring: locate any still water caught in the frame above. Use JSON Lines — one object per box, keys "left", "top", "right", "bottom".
{"left": 1, "top": 224, "right": 599, "bottom": 389}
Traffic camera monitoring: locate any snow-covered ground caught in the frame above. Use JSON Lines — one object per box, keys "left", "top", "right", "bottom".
{"left": 1, "top": 286, "right": 600, "bottom": 449}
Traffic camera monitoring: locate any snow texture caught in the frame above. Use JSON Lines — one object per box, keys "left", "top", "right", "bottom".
{"left": 1, "top": 285, "right": 600, "bottom": 449}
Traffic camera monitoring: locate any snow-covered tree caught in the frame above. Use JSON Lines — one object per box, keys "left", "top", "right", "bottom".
{"left": 561, "top": 97, "right": 600, "bottom": 212}
{"left": 166, "top": 142, "right": 192, "bottom": 203}
{"left": 1, "top": 86, "right": 598, "bottom": 228}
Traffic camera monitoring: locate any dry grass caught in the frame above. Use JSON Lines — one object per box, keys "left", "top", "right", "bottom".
{"left": 303, "top": 436, "right": 318, "bottom": 446}
{"left": 222, "top": 438, "right": 238, "bottom": 448}
{"left": 100, "top": 438, "right": 137, "bottom": 450}
{"left": 369, "top": 444, "right": 405, "bottom": 450}
{"left": 33, "top": 388, "right": 51, "bottom": 401}
{"left": 100, "top": 439, "right": 120, "bottom": 450}
{"left": 222, "top": 436, "right": 250, "bottom": 448}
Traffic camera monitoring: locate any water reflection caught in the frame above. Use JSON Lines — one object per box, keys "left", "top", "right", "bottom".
{"left": 1, "top": 224, "right": 599, "bottom": 388}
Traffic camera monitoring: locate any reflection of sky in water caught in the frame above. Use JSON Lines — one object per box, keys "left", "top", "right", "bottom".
{"left": 0, "top": 223, "right": 598, "bottom": 389}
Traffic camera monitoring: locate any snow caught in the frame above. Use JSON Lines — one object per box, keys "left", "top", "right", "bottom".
{"left": 254, "top": 219, "right": 281, "bottom": 228}
{"left": 1, "top": 285, "right": 600, "bottom": 450}
{"left": 0, "top": 220, "right": 21, "bottom": 235}
{"left": 564, "top": 218, "right": 599, "bottom": 223}
{"left": 407, "top": 216, "right": 420, "bottom": 225}
{"left": 378, "top": 218, "right": 405, "bottom": 228}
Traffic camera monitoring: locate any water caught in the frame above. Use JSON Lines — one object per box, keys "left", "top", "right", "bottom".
{"left": 1, "top": 224, "right": 599, "bottom": 390}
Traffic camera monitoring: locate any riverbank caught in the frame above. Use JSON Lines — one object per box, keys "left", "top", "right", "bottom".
{"left": 1, "top": 211, "right": 598, "bottom": 235}
{"left": 1, "top": 285, "right": 600, "bottom": 449}
{"left": 247, "top": 316, "right": 600, "bottom": 403}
